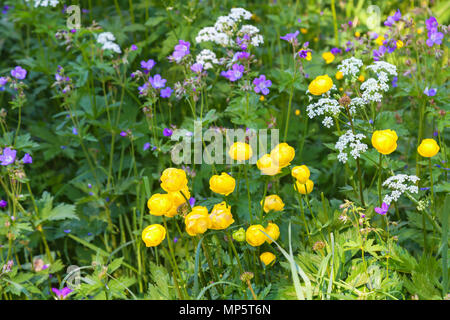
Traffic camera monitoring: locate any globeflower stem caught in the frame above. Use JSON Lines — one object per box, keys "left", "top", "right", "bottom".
{"left": 259, "top": 177, "right": 269, "bottom": 221}
{"left": 244, "top": 164, "right": 253, "bottom": 224}
{"left": 428, "top": 158, "right": 435, "bottom": 217}
{"left": 378, "top": 153, "right": 383, "bottom": 207}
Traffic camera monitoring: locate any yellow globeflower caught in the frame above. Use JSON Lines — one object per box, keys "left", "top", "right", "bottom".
{"left": 265, "top": 222, "right": 280, "bottom": 244}
{"left": 160, "top": 168, "right": 188, "bottom": 192}
{"left": 166, "top": 186, "right": 190, "bottom": 217}
{"left": 308, "top": 75, "right": 333, "bottom": 96}
{"left": 305, "top": 52, "right": 312, "bottom": 61}
{"left": 209, "top": 202, "right": 235, "bottom": 230}
{"left": 295, "top": 109, "right": 301, "bottom": 116}
{"left": 295, "top": 179, "right": 314, "bottom": 194}
{"left": 300, "top": 28, "right": 308, "bottom": 34}
{"left": 322, "top": 52, "right": 335, "bottom": 64}
{"left": 375, "top": 35, "right": 385, "bottom": 46}
{"left": 417, "top": 139, "right": 440, "bottom": 157}
{"left": 147, "top": 193, "right": 172, "bottom": 216}
{"left": 270, "top": 143, "right": 295, "bottom": 168}
{"left": 358, "top": 75, "right": 365, "bottom": 82}
{"left": 261, "top": 195, "right": 285, "bottom": 213}
{"left": 142, "top": 224, "right": 166, "bottom": 247}
{"left": 291, "top": 165, "right": 310, "bottom": 184}
{"left": 417, "top": 28, "right": 423, "bottom": 34}
{"left": 246, "top": 225, "right": 267, "bottom": 247}
{"left": 371, "top": 129, "right": 398, "bottom": 155}
{"left": 257, "top": 154, "right": 281, "bottom": 176}
{"left": 336, "top": 71, "right": 344, "bottom": 80}
{"left": 185, "top": 206, "right": 211, "bottom": 236}
{"left": 355, "top": 31, "right": 361, "bottom": 37}
{"left": 228, "top": 142, "right": 253, "bottom": 161}
{"left": 260, "top": 252, "right": 276, "bottom": 266}
{"left": 209, "top": 172, "right": 235, "bottom": 196}
{"left": 259, "top": 95, "right": 265, "bottom": 101}
{"left": 396, "top": 40, "right": 404, "bottom": 48}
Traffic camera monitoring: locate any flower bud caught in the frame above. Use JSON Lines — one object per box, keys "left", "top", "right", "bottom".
{"left": 246, "top": 224, "right": 266, "bottom": 247}
{"left": 209, "top": 172, "right": 236, "bottom": 196}
{"left": 142, "top": 224, "right": 166, "bottom": 247}
{"left": 209, "top": 202, "right": 235, "bottom": 230}
{"left": 232, "top": 228, "right": 246, "bottom": 242}
{"left": 335, "top": 71, "right": 343, "bottom": 80}
{"left": 265, "top": 222, "right": 280, "bottom": 244}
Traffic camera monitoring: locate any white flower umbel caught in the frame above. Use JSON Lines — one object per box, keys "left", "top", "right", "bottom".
{"left": 365, "top": 61, "right": 397, "bottom": 78}
{"left": 348, "top": 97, "right": 367, "bottom": 115}
{"left": 26, "top": 0, "right": 59, "bottom": 7}
{"left": 97, "top": 32, "right": 121, "bottom": 54}
{"left": 196, "top": 27, "right": 232, "bottom": 46}
{"left": 360, "top": 61, "right": 397, "bottom": 103}
{"left": 306, "top": 98, "right": 342, "bottom": 127}
{"left": 196, "top": 49, "right": 219, "bottom": 70}
{"left": 335, "top": 130, "right": 368, "bottom": 163}
{"left": 337, "top": 57, "right": 363, "bottom": 77}
{"left": 382, "top": 174, "right": 419, "bottom": 205}
{"left": 360, "top": 78, "right": 384, "bottom": 102}
{"left": 229, "top": 8, "right": 252, "bottom": 21}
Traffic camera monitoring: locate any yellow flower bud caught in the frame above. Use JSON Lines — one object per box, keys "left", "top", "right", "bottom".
{"left": 308, "top": 75, "right": 333, "bottom": 96}
{"left": 358, "top": 75, "right": 365, "bottom": 82}
{"left": 166, "top": 186, "right": 190, "bottom": 217}
{"left": 371, "top": 129, "right": 398, "bottom": 155}
{"left": 228, "top": 142, "right": 253, "bottom": 161}
{"left": 295, "top": 109, "right": 301, "bottom": 116}
{"left": 322, "top": 52, "right": 335, "bottom": 64}
{"left": 270, "top": 143, "right": 295, "bottom": 168}
{"left": 142, "top": 224, "right": 166, "bottom": 247}
{"left": 305, "top": 51, "right": 312, "bottom": 61}
{"left": 209, "top": 172, "right": 236, "bottom": 196}
{"left": 417, "top": 28, "right": 423, "bottom": 34}
{"left": 300, "top": 28, "right": 308, "bottom": 34}
{"left": 260, "top": 252, "right": 276, "bottom": 266}
{"left": 396, "top": 40, "right": 404, "bottom": 48}
{"left": 355, "top": 31, "right": 361, "bottom": 37}
{"left": 295, "top": 179, "right": 314, "bottom": 194}
{"left": 375, "top": 36, "right": 385, "bottom": 46}
{"left": 232, "top": 227, "right": 246, "bottom": 242}
{"left": 260, "top": 95, "right": 265, "bottom": 101}
{"left": 291, "top": 165, "right": 310, "bottom": 184}
{"left": 209, "top": 202, "right": 235, "bottom": 230}
{"left": 256, "top": 154, "right": 281, "bottom": 176}
{"left": 335, "top": 71, "right": 344, "bottom": 80}
{"left": 261, "top": 195, "right": 285, "bottom": 213}
{"left": 265, "top": 222, "right": 280, "bottom": 244}
{"left": 246, "top": 224, "right": 266, "bottom": 247}
{"left": 160, "top": 168, "right": 188, "bottom": 192}
{"left": 147, "top": 193, "right": 172, "bottom": 216}
{"left": 417, "top": 139, "right": 440, "bottom": 157}
{"left": 185, "top": 206, "right": 211, "bottom": 236}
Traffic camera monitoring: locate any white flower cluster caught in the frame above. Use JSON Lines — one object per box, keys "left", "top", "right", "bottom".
{"left": 348, "top": 97, "right": 367, "bottom": 115}
{"left": 26, "top": 0, "right": 59, "bottom": 7}
{"left": 97, "top": 32, "right": 121, "bottom": 54}
{"left": 335, "top": 130, "right": 368, "bottom": 163}
{"left": 337, "top": 57, "right": 363, "bottom": 77}
{"left": 382, "top": 174, "right": 419, "bottom": 205}
{"left": 195, "top": 8, "right": 263, "bottom": 47}
{"left": 195, "top": 49, "right": 219, "bottom": 70}
{"left": 306, "top": 98, "right": 342, "bottom": 127}
{"left": 360, "top": 61, "right": 397, "bottom": 103}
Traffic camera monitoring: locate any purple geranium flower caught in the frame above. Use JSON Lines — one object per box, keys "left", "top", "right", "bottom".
{"left": 426, "top": 30, "right": 444, "bottom": 47}
{"left": 140, "top": 59, "right": 155, "bottom": 71}
{"left": 221, "top": 64, "right": 244, "bottom": 82}
{"left": 163, "top": 128, "right": 173, "bottom": 137}
{"left": 423, "top": 87, "right": 437, "bottom": 96}
{"left": 0, "top": 77, "right": 8, "bottom": 90}
{"left": 120, "top": 131, "right": 128, "bottom": 137}
{"left": 280, "top": 30, "right": 299, "bottom": 43}
{"left": 330, "top": 47, "right": 342, "bottom": 55}
{"left": 373, "top": 45, "right": 387, "bottom": 61}
{"left": 143, "top": 142, "right": 151, "bottom": 151}
{"left": 298, "top": 49, "right": 308, "bottom": 58}
{"left": 253, "top": 75, "right": 272, "bottom": 95}
{"left": 425, "top": 16, "right": 438, "bottom": 32}
{"left": 10, "top": 66, "right": 27, "bottom": 80}
{"left": 22, "top": 153, "right": 32, "bottom": 164}
{"left": 0, "top": 200, "right": 7, "bottom": 208}
{"left": 384, "top": 9, "right": 401, "bottom": 27}
{"left": 52, "top": 287, "right": 73, "bottom": 300}
{"left": 131, "top": 44, "right": 137, "bottom": 51}
{"left": 233, "top": 51, "right": 250, "bottom": 61}
{"left": 0, "top": 148, "right": 16, "bottom": 166}
{"left": 374, "top": 202, "right": 389, "bottom": 215}
{"left": 189, "top": 197, "right": 196, "bottom": 207}
{"left": 160, "top": 87, "right": 173, "bottom": 98}
{"left": 149, "top": 74, "right": 166, "bottom": 89}
{"left": 190, "top": 63, "right": 203, "bottom": 73}
{"left": 392, "top": 76, "right": 398, "bottom": 88}
{"left": 138, "top": 82, "right": 149, "bottom": 95}
{"left": 170, "top": 40, "right": 190, "bottom": 63}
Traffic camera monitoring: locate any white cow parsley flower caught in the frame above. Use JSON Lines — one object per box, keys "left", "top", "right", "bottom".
{"left": 26, "top": 0, "right": 59, "bottom": 7}
{"left": 382, "top": 174, "right": 419, "bottom": 205}
{"left": 306, "top": 98, "right": 342, "bottom": 126}
{"left": 335, "top": 130, "right": 368, "bottom": 163}
{"left": 97, "top": 32, "right": 121, "bottom": 54}
{"left": 196, "top": 49, "right": 219, "bottom": 70}
{"left": 337, "top": 57, "right": 363, "bottom": 77}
